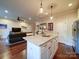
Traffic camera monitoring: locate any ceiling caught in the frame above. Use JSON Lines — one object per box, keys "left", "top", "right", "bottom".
{"left": 0, "top": 0, "right": 79, "bottom": 21}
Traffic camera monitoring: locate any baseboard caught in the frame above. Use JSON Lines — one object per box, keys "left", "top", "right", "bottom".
{"left": 58, "top": 41, "right": 74, "bottom": 46}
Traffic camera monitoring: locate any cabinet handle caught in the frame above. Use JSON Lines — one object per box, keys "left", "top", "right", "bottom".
{"left": 56, "top": 40, "right": 57, "bottom": 42}
{"left": 48, "top": 47, "right": 51, "bottom": 49}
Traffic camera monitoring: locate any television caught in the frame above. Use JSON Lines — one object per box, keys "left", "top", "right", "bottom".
{"left": 0, "top": 24, "right": 7, "bottom": 29}
{"left": 12, "top": 28, "right": 21, "bottom": 32}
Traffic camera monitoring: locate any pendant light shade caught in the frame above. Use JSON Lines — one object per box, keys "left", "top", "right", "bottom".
{"left": 39, "top": 0, "right": 43, "bottom": 13}
{"left": 50, "top": 16, "right": 53, "bottom": 20}
{"left": 40, "top": 7, "right": 43, "bottom": 13}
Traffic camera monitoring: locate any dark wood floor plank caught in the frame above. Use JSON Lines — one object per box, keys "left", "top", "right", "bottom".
{"left": 53, "top": 43, "right": 79, "bottom": 59}
{"left": 0, "top": 39, "right": 27, "bottom": 59}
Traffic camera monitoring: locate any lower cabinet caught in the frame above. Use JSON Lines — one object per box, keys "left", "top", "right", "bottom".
{"left": 27, "top": 37, "right": 58, "bottom": 59}
{"left": 41, "top": 38, "right": 58, "bottom": 59}
{"left": 41, "top": 45, "right": 48, "bottom": 59}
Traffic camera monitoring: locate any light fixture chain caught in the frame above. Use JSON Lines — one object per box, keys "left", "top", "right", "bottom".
{"left": 51, "top": 5, "right": 53, "bottom": 16}
{"left": 40, "top": 0, "right": 43, "bottom": 8}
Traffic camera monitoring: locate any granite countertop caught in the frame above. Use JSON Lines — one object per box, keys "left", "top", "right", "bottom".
{"left": 23, "top": 32, "right": 57, "bottom": 46}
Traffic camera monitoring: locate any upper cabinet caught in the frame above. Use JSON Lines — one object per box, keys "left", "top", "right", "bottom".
{"left": 78, "top": 8, "right": 79, "bottom": 19}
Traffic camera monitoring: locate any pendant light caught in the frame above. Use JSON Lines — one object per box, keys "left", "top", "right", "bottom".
{"left": 17, "top": 17, "right": 24, "bottom": 21}
{"left": 50, "top": 4, "right": 53, "bottom": 20}
{"left": 40, "top": 0, "right": 43, "bottom": 13}
{"left": 50, "top": 0, "right": 53, "bottom": 20}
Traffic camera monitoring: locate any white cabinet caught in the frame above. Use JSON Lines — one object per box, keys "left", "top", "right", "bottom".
{"left": 41, "top": 40, "right": 53, "bottom": 59}
{"left": 27, "top": 41, "right": 41, "bottom": 59}
{"left": 41, "top": 38, "right": 58, "bottom": 59}
{"left": 27, "top": 37, "right": 58, "bottom": 59}
{"left": 47, "top": 40, "right": 53, "bottom": 59}
{"left": 41, "top": 44, "right": 48, "bottom": 59}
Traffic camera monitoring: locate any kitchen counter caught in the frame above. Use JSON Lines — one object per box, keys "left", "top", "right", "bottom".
{"left": 24, "top": 32, "right": 58, "bottom": 59}
{"left": 23, "top": 33, "right": 57, "bottom": 46}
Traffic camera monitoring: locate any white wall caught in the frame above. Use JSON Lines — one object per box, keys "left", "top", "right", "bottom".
{"left": 78, "top": 8, "right": 79, "bottom": 19}
{"left": 37, "top": 9, "right": 78, "bottom": 46}
{"left": 0, "top": 19, "right": 19, "bottom": 39}
{"left": 0, "top": 18, "right": 32, "bottom": 39}
{"left": 54, "top": 10, "right": 77, "bottom": 46}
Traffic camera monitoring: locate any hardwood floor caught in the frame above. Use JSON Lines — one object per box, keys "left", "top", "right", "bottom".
{"left": 0, "top": 39, "right": 79, "bottom": 59}
{"left": 53, "top": 43, "right": 79, "bottom": 59}
{"left": 0, "top": 39, "right": 27, "bottom": 59}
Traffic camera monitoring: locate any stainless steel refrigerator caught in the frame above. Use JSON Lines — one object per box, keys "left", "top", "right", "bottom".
{"left": 73, "top": 20, "right": 79, "bottom": 54}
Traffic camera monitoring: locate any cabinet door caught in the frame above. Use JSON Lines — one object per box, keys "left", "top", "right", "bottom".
{"left": 55, "top": 38, "right": 58, "bottom": 51}
{"left": 47, "top": 40, "right": 52, "bottom": 59}
{"left": 52, "top": 38, "right": 58, "bottom": 58}
{"left": 41, "top": 51, "right": 48, "bottom": 59}
{"left": 41, "top": 44, "right": 48, "bottom": 59}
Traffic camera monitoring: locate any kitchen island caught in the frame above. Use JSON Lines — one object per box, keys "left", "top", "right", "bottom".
{"left": 24, "top": 33, "right": 58, "bottom": 59}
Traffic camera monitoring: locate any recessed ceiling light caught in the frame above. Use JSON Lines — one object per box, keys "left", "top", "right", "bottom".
{"left": 68, "top": 3, "right": 72, "bottom": 7}
{"left": 4, "top": 10, "right": 8, "bottom": 13}
{"left": 29, "top": 17, "right": 32, "bottom": 20}
{"left": 4, "top": 16, "right": 8, "bottom": 18}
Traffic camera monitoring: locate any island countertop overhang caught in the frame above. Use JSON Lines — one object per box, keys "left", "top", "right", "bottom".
{"left": 23, "top": 33, "right": 58, "bottom": 46}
